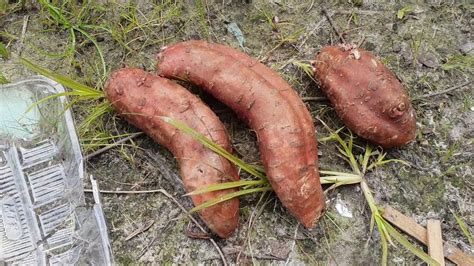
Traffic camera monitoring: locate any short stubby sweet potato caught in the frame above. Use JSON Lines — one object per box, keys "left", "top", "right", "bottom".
{"left": 313, "top": 45, "right": 416, "bottom": 148}
{"left": 157, "top": 42, "right": 325, "bottom": 228}
{"left": 105, "top": 68, "right": 239, "bottom": 238}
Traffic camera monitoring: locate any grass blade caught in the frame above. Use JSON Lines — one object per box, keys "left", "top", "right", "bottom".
{"left": 376, "top": 217, "right": 389, "bottom": 266}
{"left": 19, "top": 57, "right": 104, "bottom": 98}
{"left": 186, "top": 180, "right": 268, "bottom": 196}
{"left": 0, "top": 41, "right": 9, "bottom": 59}
{"left": 79, "top": 101, "right": 112, "bottom": 131}
{"left": 383, "top": 221, "right": 440, "bottom": 265}
{"left": 452, "top": 211, "right": 473, "bottom": 246}
{"left": 163, "top": 117, "right": 266, "bottom": 180}
{"left": 190, "top": 187, "right": 272, "bottom": 213}
{"left": 74, "top": 26, "right": 107, "bottom": 77}
{"left": 320, "top": 175, "right": 362, "bottom": 185}
{"left": 0, "top": 72, "right": 8, "bottom": 84}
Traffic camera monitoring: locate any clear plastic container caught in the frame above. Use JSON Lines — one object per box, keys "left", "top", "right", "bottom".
{"left": 0, "top": 76, "right": 113, "bottom": 265}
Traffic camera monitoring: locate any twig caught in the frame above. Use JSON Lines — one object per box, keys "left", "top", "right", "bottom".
{"left": 298, "top": 16, "right": 327, "bottom": 49}
{"left": 322, "top": 8, "right": 346, "bottom": 44}
{"left": 84, "top": 188, "right": 164, "bottom": 194}
{"left": 85, "top": 188, "right": 228, "bottom": 266}
{"left": 125, "top": 220, "right": 155, "bottom": 241}
{"left": 236, "top": 193, "right": 272, "bottom": 263}
{"left": 18, "top": 15, "right": 29, "bottom": 54}
{"left": 336, "top": 9, "right": 386, "bottom": 15}
{"left": 285, "top": 223, "right": 300, "bottom": 265}
{"left": 417, "top": 81, "right": 472, "bottom": 99}
{"left": 301, "top": 96, "right": 328, "bottom": 102}
{"left": 306, "top": 0, "right": 315, "bottom": 13}
{"left": 84, "top": 132, "right": 144, "bottom": 160}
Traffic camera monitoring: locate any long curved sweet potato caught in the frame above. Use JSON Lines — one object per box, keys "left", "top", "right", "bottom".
{"left": 179, "top": 40, "right": 317, "bottom": 170}
{"left": 157, "top": 42, "right": 325, "bottom": 228}
{"left": 313, "top": 45, "right": 416, "bottom": 148}
{"left": 105, "top": 68, "right": 239, "bottom": 238}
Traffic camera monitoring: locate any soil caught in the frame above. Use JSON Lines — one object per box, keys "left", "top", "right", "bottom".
{"left": 1, "top": 1, "right": 472, "bottom": 265}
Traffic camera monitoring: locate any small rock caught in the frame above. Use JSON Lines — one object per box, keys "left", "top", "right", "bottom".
{"left": 385, "top": 23, "right": 394, "bottom": 32}
{"left": 459, "top": 42, "right": 474, "bottom": 55}
{"left": 392, "top": 43, "right": 402, "bottom": 53}
{"left": 364, "top": 42, "right": 376, "bottom": 51}
{"left": 449, "top": 124, "right": 463, "bottom": 142}
{"left": 275, "top": 226, "right": 286, "bottom": 237}
{"left": 418, "top": 52, "right": 439, "bottom": 68}
{"left": 335, "top": 198, "right": 353, "bottom": 218}
{"left": 268, "top": 239, "right": 290, "bottom": 259}
{"left": 226, "top": 22, "right": 245, "bottom": 49}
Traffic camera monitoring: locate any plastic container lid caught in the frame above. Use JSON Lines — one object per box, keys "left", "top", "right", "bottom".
{"left": 0, "top": 76, "right": 113, "bottom": 265}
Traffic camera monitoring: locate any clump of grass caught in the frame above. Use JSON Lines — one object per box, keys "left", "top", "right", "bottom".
{"left": 18, "top": 57, "right": 119, "bottom": 152}
{"left": 20, "top": 57, "right": 104, "bottom": 101}
{"left": 38, "top": 0, "right": 108, "bottom": 78}
{"left": 291, "top": 60, "right": 316, "bottom": 81}
{"left": 267, "top": 27, "right": 305, "bottom": 55}
{"left": 397, "top": 6, "right": 414, "bottom": 20}
{"left": 0, "top": 72, "right": 8, "bottom": 84}
{"left": 194, "top": 0, "right": 210, "bottom": 38}
{"left": 442, "top": 54, "right": 473, "bottom": 73}
{"left": 410, "top": 30, "right": 424, "bottom": 67}
{"left": 0, "top": 41, "right": 9, "bottom": 84}
{"left": 318, "top": 122, "right": 439, "bottom": 265}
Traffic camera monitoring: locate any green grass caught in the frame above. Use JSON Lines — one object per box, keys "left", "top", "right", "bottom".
{"left": 452, "top": 211, "right": 473, "bottom": 246}
{"left": 410, "top": 30, "right": 424, "bottom": 68}
{"left": 397, "top": 6, "right": 414, "bottom": 20}
{"left": 0, "top": 72, "right": 8, "bottom": 84}
{"left": 18, "top": 57, "right": 121, "bottom": 152}
{"left": 442, "top": 54, "right": 474, "bottom": 73}
{"left": 38, "top": 0, "right": 108, "bottom": 78}
{"left": 0, "top": 41, "right": 9, "bottom": 59}
{"left": 292, "top": 60, "right": 316, "bottom": 81}
{"left": 194, "top": 0, "right": 210, "bottom": 38}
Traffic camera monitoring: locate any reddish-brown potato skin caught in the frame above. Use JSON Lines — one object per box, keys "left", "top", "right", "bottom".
{"left": 157, "top": 42, "right": 325, "bottom": 228}
{"left": 176, "top": 40, "right": 317, "bottom": 171}
{"left": 313, "top": 45, "right": 416, "bottom": 148}
{"left": 105, "top": 68, "right": 239, "bottom": 238}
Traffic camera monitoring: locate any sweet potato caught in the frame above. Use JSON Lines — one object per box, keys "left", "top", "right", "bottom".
{"left": 178, "top": 40, "right": 317, "bottom": 168}
{"left": 105, "top": 68, "right": 239, "bottom": 238}
{"left": 157, "top": 42, "right": 325, "bottom": 228}
{"left": 313, "top": 45, "right": 416, "bottom": 148}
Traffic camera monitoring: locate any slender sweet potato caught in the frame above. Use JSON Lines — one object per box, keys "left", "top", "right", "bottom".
{"left": 313, "top": 45, "right": 416, "bottom": 148}
{"left": 178, "top": 40, "right": 317, "bottom": 169}
{"left": 157, "top": 42, "right": 325, "bottom": 228}
{"left": 105, "top": 68, "right": 239, "bottom": 238}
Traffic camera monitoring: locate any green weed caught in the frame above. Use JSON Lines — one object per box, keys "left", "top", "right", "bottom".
{"left": 38, "top": 0, "right": 108, "bottom": 78}
{"left": 0, "top": 41, "right": 9, "bottom": 59}
{"left": 194, "top": 0, "right": 209, "bottom": 38}
{"left": 442, "top": 54, "right": 473, "bottom": 72}
{"left": 397, "top": 6, "right": 414, "bottom": 20}
{"left": 452, "top": 211, "right": 473, "bottom": 246}
{"left": 0, "top": 72, "right": 8, "bottom": 84}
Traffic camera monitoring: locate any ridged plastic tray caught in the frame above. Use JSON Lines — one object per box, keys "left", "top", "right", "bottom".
{"left": 0, "top": 76, "right": 113, "bottom": 265}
